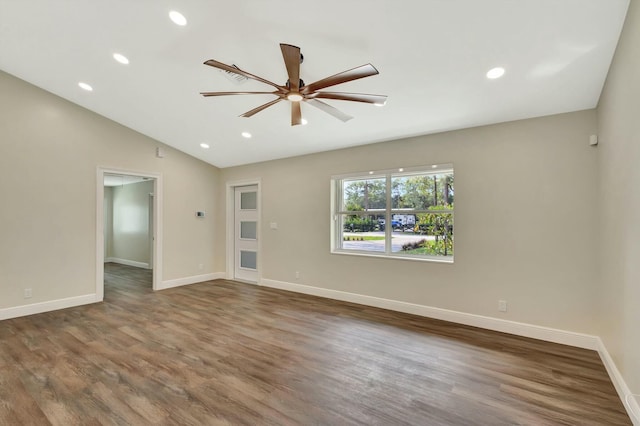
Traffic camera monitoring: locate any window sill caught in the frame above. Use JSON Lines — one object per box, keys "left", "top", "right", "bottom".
{"left": 331, "top": 249, "right": 454, "bottom": 264}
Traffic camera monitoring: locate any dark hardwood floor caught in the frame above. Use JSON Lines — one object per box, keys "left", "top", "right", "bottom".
{"left": 0, "top": 263, "right": 631, "bottom": 425}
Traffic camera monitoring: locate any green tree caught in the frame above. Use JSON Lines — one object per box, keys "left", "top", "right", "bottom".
{"left": 413, "top": 205, "right": 454, "bottom": 255}
{"left": 344, "top": 179, "right": 386, "bottom": 210}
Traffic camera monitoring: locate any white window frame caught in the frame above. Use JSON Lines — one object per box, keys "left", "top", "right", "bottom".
{"left": 330, "top": 163, "right": 454, "bottom": 263}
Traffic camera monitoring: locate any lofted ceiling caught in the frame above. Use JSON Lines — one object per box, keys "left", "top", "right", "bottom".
{"left": 0, "top": 0, "right": 629, "bottom": 168}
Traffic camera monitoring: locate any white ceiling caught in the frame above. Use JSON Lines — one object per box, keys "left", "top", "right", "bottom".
{"left": 0, "top": 0, "right": 629, "bottom": 168}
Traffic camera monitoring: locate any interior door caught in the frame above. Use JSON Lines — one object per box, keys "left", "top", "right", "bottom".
{"left": 234, "top": 185, "right": 259, "bottom": 283}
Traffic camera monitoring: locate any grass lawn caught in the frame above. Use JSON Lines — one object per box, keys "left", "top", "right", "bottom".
{"left": 343, "top": 236, "right": 386, "bottom": 241}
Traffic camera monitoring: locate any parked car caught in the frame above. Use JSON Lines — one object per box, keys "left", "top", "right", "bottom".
{"left": 377, "top": 218, "right": 402, "bottom": 231}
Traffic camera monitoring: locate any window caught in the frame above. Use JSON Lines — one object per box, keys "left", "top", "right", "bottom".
{"left": 331, "top": 164, "right": 454, "bottom": 262}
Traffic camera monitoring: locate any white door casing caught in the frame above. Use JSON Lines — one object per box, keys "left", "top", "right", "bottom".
{"left": 96, "top": 167, "right": 163, "bottom": 300}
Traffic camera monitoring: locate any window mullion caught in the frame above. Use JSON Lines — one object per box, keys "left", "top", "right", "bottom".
{"left": 385, "top": 174, "right": 392, "bottom": 255}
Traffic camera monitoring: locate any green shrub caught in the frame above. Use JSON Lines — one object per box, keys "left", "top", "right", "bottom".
{"left": 343, "top": 216, "right": 376, "bottom": 232}
{"left": 401, "top": 237, "right": 453, "bottom": 256}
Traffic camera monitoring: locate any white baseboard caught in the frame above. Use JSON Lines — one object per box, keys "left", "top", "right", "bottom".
{"left": 597, "top": 338, "right": 640, "bottom": 425}
{"left": 105, "top": 257, "right": 150, "bottom": 269}
{"left": 0, "top": 294, "right": 98, "bottom": 321}
{"left": 159, "top": 272, "right": 225, "bottom": 290}
{"left": 260, "top": 279, "right": 599, "bottom": 350}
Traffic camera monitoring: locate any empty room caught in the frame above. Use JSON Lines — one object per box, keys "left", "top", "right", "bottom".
{"left": 0, "top": 0, "right": 638, "bottom": 424}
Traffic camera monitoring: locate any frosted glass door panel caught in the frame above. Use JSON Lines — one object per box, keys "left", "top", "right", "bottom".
{"left": 240, "top": 221, "right": 257, "bottom": 239}
{"left": 240, "top": 192, "right": 257, "bottom": 210}
{"left": 240, "top": 251, "right": 257, "bottom": 270}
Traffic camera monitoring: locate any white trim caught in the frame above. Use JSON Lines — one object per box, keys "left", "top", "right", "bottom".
{"left": 159, "top": 273, "right": 225, "bottom": 290}
{"left": 225, "top": 178, "right": 261, "bottom": 281}
{"left": 0, "top": 294, "right": 97, "bottom": 321}
{"left": 154, "top": 176, "right": 164, "bottom": 290}
{"left": 331, "top": 249, "right": 454, "bottom": 264}
{"left": 597, "top": 338, "right": 640, "bottom": 425}
{"left": 105, "top": 257, "right": 150, "bottom": 269}
{"left": 96, "top": 168, "right": 105, "bottom": 301}
{"left": 259, "top": 278, "right": 599, "bottom": 350}
{"left": 97, "top": 167, "right": 163, "bottom": 300}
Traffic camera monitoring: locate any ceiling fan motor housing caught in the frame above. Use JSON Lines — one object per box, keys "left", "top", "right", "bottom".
{"left": 286, "top": 79, "right": 305, "bottom": 90}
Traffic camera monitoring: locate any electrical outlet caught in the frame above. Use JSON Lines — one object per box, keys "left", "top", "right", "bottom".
{"left": 24, "top": 288, "right": 32, "bottom": 299}
{"left": 498, "top": 300, "right": 508, "bottom": 312}
{"left": 295, "top": 271, "right": 300, "bottom": 280}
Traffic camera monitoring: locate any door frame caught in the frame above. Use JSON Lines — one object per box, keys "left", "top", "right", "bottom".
{"left": 225, "top": 178, "right": 261, "bottom": 283}
{"left": 96, "top": 167, "right": 163, "bottom": 300}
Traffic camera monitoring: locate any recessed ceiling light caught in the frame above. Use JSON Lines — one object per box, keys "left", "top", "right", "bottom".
{"left": 78, "top": 82, "right": 93, "bottom": 91}
{"left": 486, "top": 67, "right": 505, "bottom": 79}
{"left": 369, "top": 171, "right": 374, "bottom": 175}
{"left": 200, "top": 143, "right": 210, "bottom": 149}
{"left": 113, "top": 53, "right": 129, "bottom": 65}
{"left": 241, "top": 132, "right": 252, "bottom": 139}
{"left": 398, "top": 168, "right": 404, "bottom": 172}
{"left": 169, "top": 10, "right": 187, "bottom": 26}
{"left": 431, "top": 164, "right": 438, "bottom": 169}
{"left": 301, "top": 118, "right": 308, "bottom": 125}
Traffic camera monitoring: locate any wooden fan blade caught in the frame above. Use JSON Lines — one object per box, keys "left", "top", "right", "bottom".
{"left": 305, "top": 99, "right": 353, "bottom": 122}
{"left": 204, "top": 59, "right": 284, "bottom": 90}
{"left": 240, "top": 98, "right": 283, "bottom": 118}
{"left": 200, "top": 91, "right": 283, "bottom": 97}
{"left": 302, "top": 64, "right": 379, "bottom": 94}
{"left": 280, "top": 44, "right": 301, "bottom": 92}
{"left": 308, "top": 92, "right": 387, "bottom": 105}
{"left": 291, "top": 101, "right": 302, "bottom": 126}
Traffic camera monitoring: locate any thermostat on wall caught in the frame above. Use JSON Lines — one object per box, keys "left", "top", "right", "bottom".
{"left": 196, "top": 211, "right": 205, "bottom": 218}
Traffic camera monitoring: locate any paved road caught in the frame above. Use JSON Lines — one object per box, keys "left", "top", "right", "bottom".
{"left": 342, "top": 231, "right": 435, "bottom": 252}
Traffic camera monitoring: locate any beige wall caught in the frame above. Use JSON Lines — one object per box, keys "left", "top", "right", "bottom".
{"left": 221, "top": 110, "right": 600, "bottom": 333}
{"left": 0, "top": 70, "right": 221, "bottom": 309}
{"left": 597, "top": 0, "right": 640, "bottom": 393}
{"left": 109, "top": 180, "right": 154, "bottom": 265}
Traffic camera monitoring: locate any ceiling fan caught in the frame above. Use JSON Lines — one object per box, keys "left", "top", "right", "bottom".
{"left": 200, "top": 43, "right": 387, "bottom": 126}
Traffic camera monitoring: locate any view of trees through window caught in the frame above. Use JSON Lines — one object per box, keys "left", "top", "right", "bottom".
{"left": 335, "top": 167, "right": 454, "bottom": 259}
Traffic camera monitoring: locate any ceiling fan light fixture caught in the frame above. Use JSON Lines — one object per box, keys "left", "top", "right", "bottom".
{"left": 287, "top": 93, "right": 303, "bottom": 102}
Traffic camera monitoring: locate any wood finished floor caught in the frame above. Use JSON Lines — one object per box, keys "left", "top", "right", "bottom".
{"left": 0, "top": 263, "right": 631, "bottom": 425}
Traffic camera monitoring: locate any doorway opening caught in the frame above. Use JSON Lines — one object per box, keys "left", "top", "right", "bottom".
{"left": 96, "top": 168, "right": 163, "bottom": 301}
